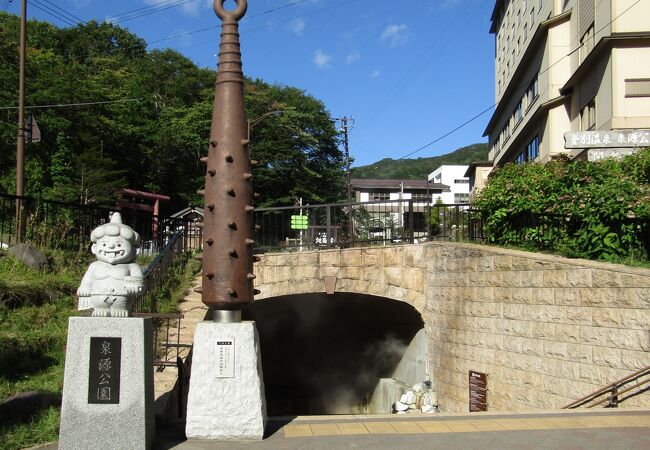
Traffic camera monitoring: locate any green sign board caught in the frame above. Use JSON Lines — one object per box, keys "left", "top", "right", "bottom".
{"left": 290, "top": 214, "right": 308, "bottom": 230}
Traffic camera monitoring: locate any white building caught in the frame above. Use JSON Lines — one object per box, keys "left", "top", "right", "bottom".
{"left": 426, "top": 165, "right": 470, "bottom": 204}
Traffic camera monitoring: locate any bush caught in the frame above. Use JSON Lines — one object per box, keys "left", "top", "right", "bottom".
{"left": 474, "top": 148, "right": 650, "bottom": 262}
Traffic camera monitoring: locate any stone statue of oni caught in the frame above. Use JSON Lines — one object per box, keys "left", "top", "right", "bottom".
{"left": 77, "top": 212, "right": 144, "bottom": 317}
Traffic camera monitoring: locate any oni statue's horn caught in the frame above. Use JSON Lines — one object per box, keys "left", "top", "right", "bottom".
{"left": 200, "top": 0, "right": 254, "bottom": 317}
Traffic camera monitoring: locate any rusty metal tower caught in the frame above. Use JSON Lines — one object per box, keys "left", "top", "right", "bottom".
{"left": 199, "top": 0, "right": 257, "bottom": 322}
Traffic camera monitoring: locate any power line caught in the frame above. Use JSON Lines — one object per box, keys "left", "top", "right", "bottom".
{"left": 30, "top": 0, "right": 76, "bottom": 26}
{"left": 373, "top": 0, "right": 642, "bottom": 163}
{"left": 0, "top": 98, "right": 142, "bottom": 110}
{"left": 38, "top": 0, "right": 83, "bottom": 24}
{"left": 400, "top": 105, "right": 496, "bottom": 160}
{"left": 108, "top": 0, "right": 191, "bottom": 20}
{"left": 107, "top": 0, "right": 199, "bottom": 24}
{"left": 352, "top": 0, "right": 491, "bottom": 138}
{"left": 149, "top": 0, "right": 351, "bottom": 45}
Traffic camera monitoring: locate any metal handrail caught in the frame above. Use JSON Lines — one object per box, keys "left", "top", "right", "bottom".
{"left": 563, "top": 365, "right": 650, "bottom": 409}
{"left": 143, "top": 228, "right": 184, "bottom": 277}
{"left": 133, "top": 228, "right": 186, "bottom": 313}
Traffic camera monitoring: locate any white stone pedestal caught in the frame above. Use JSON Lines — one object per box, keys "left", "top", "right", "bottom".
{"left": 185, "top": 321, "right": 266, "bottom": 440}
{"left": 58, "top": 317, "right": 154, "bottom": 450}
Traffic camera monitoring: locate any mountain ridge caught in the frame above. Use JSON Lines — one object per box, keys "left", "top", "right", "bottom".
{"left": 351, "top": 143, "right": 489, "bottom": 179}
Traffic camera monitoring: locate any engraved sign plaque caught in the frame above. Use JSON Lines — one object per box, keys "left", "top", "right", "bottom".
{"left": 88, "top": 337, "right": 121, "bottom": 404}
{"left": 468, "top": 370, "right": 487, "bottom": 412}
{"left": 564, "top": 130, "right": 650, "bottom": 149}
{"left": 216, "top": 339, "right": 235, "bottom": 378}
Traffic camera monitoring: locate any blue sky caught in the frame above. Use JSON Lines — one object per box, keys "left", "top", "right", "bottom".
{"left": 4, "top": 0, "right": 497, "bottom": 167}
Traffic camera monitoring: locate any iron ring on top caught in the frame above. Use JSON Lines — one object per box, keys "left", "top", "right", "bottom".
{"left": 214, "top": 0, "right": 247, "bottom": 21}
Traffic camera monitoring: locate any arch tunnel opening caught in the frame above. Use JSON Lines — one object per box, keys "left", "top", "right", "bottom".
{"left": 241, "top": 293, "right": 425, "bottom": 416}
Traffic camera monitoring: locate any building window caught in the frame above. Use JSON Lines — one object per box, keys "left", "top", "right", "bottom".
{"left": 526, "top": 76, "right": 538, "bottom": 108}
{"left": 625, "top": 78, "right": 650, "bottom": 98}
{"left": 580, "top": 99, "right": 596, "bottom": 131}
{"left": 411, "top": 193, "right": 430, "bottom": 201}
{"left": 530, "top": 7, "right": 535, "bottom": 26}
{"left": 524, "top": 22, "right": 528, "bottom": 40}
{"left": 514, "top": 99, "right": 523, "bottom": 125}
{"left": 454, "top": 179, "right": 469, "bottom": 184}
{"left": 526, "top": 135, "right": 539, "bottom": 161}
{"left": 454, "top": 193, "right": 470, "bottom": 203}
{"left": 515, "top": 151, "right": 526, "bottom": 165}
{"left": 370, "top": 192, "right": 390, "bottom": 201}
{"left": 579, "top": 24, "right": 595, "bottom": 62}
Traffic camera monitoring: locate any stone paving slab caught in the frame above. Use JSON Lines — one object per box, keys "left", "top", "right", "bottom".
{"left": 153, "top": 276, "right": 207, "bottom": 409}
{"left": 146, "top": 409, "right": 650, "bottom": 450}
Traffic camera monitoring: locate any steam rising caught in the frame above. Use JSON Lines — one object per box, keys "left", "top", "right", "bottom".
{"left": 243, "top": 293, "right": 423, "bottom": 415}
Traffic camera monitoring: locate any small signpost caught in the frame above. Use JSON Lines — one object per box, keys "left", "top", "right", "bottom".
{"left": 469, "top": 370, "right": 488, "bottom": 412}
{"left": 290, "top": 214, "right": 308, "bottom": 230}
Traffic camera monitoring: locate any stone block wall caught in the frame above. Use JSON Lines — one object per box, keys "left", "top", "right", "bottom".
{"left": 253, "top": 242, "right": 650, "bottom": 413}
{"left": 254, "top": 246, "right": 427, "bottom": 310}
{"left": 424, "top": 242, "right": 650, "bottom": 412}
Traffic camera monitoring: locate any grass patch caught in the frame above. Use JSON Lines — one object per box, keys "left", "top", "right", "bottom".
{"left": 0, "top": 406, "right": 60, "bottom": 450}
{"left": 0, "top": 246, "right": 198, "bottom": 449}
{"left": 0, "top": 250, "right": 79, "bottom": 450}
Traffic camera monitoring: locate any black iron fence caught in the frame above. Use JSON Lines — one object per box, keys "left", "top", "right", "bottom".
{"left": 133, "top": 312, "right": 188, "bottom": 371}
{"left": 252, "top": 200, "right": 483, "bottom": 251}
{"left": 133, "top": 228, "right": 187, "bottom": 313}
{"left": 0, "top": 193, "right": 196, "bottom": 253}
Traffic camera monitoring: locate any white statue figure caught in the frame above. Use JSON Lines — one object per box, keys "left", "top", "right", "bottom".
{"left": 77, "top": 212, "right": 144, "bottom": 317}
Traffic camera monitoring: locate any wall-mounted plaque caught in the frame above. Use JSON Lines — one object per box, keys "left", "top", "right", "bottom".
{"left": 216, "top": 339, "right": 235, "bottom": 378}
{"left": 88, "top": 337, "right": 121, "bottom": 404}
{"left": 469, "top": 370, "right": 487, "bottom": 412}
{"left": 564, "top": 130, "right": 650, "bottom": 149}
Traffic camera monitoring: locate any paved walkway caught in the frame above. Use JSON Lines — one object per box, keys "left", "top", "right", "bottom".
{"left": 155, "top": 409, "right": 650, "bottom": 449}
{"left": 154, "top": 276, "right": 206, "bottom": 412}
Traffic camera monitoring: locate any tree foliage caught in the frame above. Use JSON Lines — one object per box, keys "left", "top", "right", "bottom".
{"left": 474, "top": 149, "right": 650, "bottom": 262}
{"left": 0, "top": 12, "right": 345, "bottom": 212}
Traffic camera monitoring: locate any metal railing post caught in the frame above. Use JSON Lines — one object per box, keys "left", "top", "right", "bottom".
{"left": 326, "top": 205, "right": 332, "bottom": 248}
{"left": 408, "top": 199, "right": 414, "bottom": 244}
{"left": 609, "top": 385, "right": 619, "bottom": 407}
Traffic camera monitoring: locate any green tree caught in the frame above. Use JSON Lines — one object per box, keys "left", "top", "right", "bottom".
{"left": 0, "top": 12, "right": 346, "bottom": 213}
{"left": 246, "top": 79, "right": 346, "bottom": 206}
{"left": 474, "top": 149, "right": 650, "bottom": 262}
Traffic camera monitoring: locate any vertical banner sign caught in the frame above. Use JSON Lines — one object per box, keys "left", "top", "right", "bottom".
{"left": 88, "top": 337, "right": 121, "bottom": 404}
{"left": 216, "top": 340, "right": 235, "bottom": 378}
{"left": 468, "top": 370, "right": 487, "bottom": 412}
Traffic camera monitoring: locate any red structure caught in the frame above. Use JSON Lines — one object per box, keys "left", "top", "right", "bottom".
{"left": 117, "top": 189, "right": 170, "bottom": 240}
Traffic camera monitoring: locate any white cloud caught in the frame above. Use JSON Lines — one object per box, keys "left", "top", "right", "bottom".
{"left": 313, "top": 49, "right": 331, "bottom": 69}
{"left": 346, "top": 50, "right": 361, "bottom": 64}
{"left": 370, "top": 70, "right": 381, "bottom": 78}
{"left": 380, "top": 24, "right": 410, "bottom": 47}
{"left": 290, "top": 18, "right": 306, "bottom": 36}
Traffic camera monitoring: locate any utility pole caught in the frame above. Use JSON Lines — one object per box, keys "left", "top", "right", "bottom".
{"left": 338, "top": 116, "right": 353, "bottom": 204}
{"left": 15, "top": 0, "right": 27, "bottom": 243}
{"left": 335, "top": 116, "right": 354, "bottom": 244}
